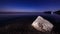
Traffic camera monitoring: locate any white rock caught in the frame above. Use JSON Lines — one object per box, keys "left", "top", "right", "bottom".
{"left": 32, "top": 16, "right": 54, "bottom": 32}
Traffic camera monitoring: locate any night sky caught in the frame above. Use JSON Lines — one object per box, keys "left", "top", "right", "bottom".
{"left": 0, "top": 0, "right": 60, "bottom": 12}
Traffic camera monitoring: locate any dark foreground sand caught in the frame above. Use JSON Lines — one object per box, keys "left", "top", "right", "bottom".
{"left": 0, "top": 12, "right": 60, "bottom": 34}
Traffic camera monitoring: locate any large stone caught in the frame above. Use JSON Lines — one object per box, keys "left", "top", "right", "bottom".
{"left": 32, "top": 16, "right": 54, "bottom": 32}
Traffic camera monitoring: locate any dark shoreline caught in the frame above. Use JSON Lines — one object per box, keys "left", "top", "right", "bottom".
{"left": 0, "top": 12, "right": 60, "bottom": 34}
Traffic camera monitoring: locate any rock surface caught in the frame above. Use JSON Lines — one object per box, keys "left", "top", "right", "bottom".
{"left": 32, "top": 16, "right": 54, "bottom": 32}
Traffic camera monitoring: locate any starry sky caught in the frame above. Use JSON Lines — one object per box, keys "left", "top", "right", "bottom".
{"left": 0, "top": 0, "right": 60, "bottom": 12}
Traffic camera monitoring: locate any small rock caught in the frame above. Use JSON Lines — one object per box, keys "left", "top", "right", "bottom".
{"left": 32, "top": 16, "right": 54, "bottom": 32}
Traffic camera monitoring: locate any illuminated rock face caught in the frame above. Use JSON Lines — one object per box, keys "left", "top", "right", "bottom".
{"left": 32, "top": 16, "right": 54, "bottom": 32}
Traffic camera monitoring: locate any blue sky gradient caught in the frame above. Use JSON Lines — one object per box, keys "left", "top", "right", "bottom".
{"left": 0, "top": 0, "right": 60, "bottom": 12}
